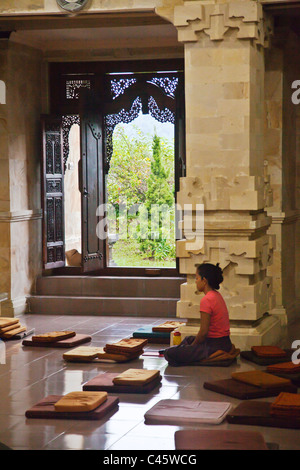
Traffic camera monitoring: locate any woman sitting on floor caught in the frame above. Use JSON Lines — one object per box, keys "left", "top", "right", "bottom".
{"left": 164, "top": 262, "right": 232, "bottom": 367}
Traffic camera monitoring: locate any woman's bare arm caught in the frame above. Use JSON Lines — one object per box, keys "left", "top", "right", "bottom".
{"left": 191, "top": 312, "right": 211, "bottom": 346}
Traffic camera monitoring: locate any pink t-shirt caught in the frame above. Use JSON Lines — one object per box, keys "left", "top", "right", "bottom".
{"left": 200, "top": 290, "right": 230, "bottom": 338}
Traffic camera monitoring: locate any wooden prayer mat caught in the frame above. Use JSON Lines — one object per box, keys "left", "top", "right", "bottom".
{"left": 144, "top": 399, "right": 232, "bottom": 425}
{"left": 22, "top": 333, "right": 91, "bottom": 348}
{"left": 63, "top": 346, "right": 104, "bottom": 362}
{"left": 104, "top": 338, "right": 148, "bottom": 355}
{"left": 83, "top": 372, "right": 162, "bottom": 394}
{"left": 174, "top": 429, "right": 269, "bottom": 450}
{"left": 152, "top": 321, "right": 186, "bottom": 332}
{"left": 251, "top": 345, "right": 287, "bottom": 357}
{"left": 25, "top": 394, "right": 119, "bottom": 420}
{"left": 0, "top": 317, "right": 19, "bottom": 328}
{"left": 267, "top": 361, "right": 300, "bottom": 374}
{"left": 0, "top": 317, "right": 29, "bottom": 340}
{"left": 226, "top": 400, "right": 300, "bottom": 429}
{"left": 63, "top": 346, "right": 142, "bottom": 363}
{"left": 203, "top": 378, "right": 297, "bottom": 399}
{"left": 265, "top": 362, "right": 300, "bottom": 387}
{"left": 0, "top": 322, "right": 22, "bottom": 333}
{"left": 240, "top": 349, "right": 294, "bottom": 365}
{"left": 270, "top": 392, "right": 300, "bottom": 418}
{"left": 32, "top": 331, "right": 76, "bottom": 342}
{"left": 132, "top": 326, "right": 170, "bottom": 344}
{"left": 97, "top": 348, "right": 143, "bottom": 362}
{"left": 54, "top": 391, "right": 107, "bottom": 412}
{"left": 231, "top": 370, "right": 292, "bottom": 389}
{"left": 1, "top": 328, "right": 35, "bottom": 340}
{"left": 191, "top": 344, "right": 240, "bottom": 367}
{"left": 112, "top": 369, "right": 160, "bottom": 386}
{"left": 0, "top": 326, "right": 26, "bottom": 339}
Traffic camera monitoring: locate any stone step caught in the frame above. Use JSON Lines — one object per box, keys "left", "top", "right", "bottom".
{"left": 35, "top": 276, "right": 185, "bottom": 299}
{"left": 27, "top": 295, "right": 178, "bottom": 317}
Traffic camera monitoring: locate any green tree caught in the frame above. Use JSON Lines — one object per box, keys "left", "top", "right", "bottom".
{"left": 107, "top": 124, "right": 152, "bottom": 209}
{"left": 139, "top": 134, "right": 175, "bottom": 260}
{"left": 145, "top": 134, "right": 174, "bottom": 209}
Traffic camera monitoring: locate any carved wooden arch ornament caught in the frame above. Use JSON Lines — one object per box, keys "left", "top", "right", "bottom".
{"left": 104, "top": 73, "right": 180, "bottom": 172}
{"left": 60, "top": 71, "right": 182, "bottom": 173}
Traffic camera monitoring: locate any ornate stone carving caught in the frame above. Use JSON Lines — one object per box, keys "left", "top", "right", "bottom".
{"left": 172, "top": 1, "right": 273, "bottom": 47}
{"left": 176, "top": 235, "right": 276, "bottom": 321}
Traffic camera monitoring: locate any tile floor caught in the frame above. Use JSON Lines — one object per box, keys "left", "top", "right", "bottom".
{"left": 0, "top": 313, "right": 300, "bottom": 451}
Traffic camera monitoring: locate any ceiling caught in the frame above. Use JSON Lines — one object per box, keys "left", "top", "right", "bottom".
{"left": 9, "top": 24, "right": 179, "bottom": 51}
{"left": 0, "top": 11, "right": 180, "bottom": 53}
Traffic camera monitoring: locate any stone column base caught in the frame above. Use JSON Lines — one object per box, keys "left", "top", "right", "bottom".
{"left": 170, "top": 314, "right": 283, "bottom": 350}
{"left": 0, "top": 293, "right": 8, "bottom": 317}
{"left": 269, "top": 306, "right": 287, "bottom": 326}
{"left": 1, "top": 297, "right": 27, "bottom": 317}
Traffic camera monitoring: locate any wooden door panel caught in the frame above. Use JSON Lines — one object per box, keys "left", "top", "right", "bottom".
{"left": 41, "top": 115, "right": 65, "bottom": 269}
{"left": 80, "top": 93, "right": 105, "bottom": 272}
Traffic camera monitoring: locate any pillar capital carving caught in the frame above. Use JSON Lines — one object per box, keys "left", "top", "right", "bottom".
{"left": 169, "top": 1, "right": 273, "bottom": 47}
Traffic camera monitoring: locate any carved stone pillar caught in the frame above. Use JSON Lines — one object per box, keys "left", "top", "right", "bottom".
{"left": 157, "top": 0, "right": 282, "bottom": 348}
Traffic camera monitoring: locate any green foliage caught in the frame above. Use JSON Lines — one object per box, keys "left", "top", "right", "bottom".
{"left": 107, "top": 124, "right": 152, "bottom": 209}
{"left": 112, "top": 239, "right": 175, "bottom": 267}
{"left": 138, "top": 134, "right": 175, "bottom": 260}
{"left": 145, "top": 134, "right": 174, "bottom": 209}
{"left": 107, "top": 121, "right": 176, "bottom": 265}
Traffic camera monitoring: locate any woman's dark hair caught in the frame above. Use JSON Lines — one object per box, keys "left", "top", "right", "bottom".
{"left": 196, "top": 263, "right": 223, "bottom": 290}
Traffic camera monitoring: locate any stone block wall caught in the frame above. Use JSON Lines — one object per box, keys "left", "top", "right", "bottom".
{"left": 0, "top": 40, "right": 43, "bottom": 316}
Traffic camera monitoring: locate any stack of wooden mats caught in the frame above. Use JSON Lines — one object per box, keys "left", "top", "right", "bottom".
{"left": 63, "top": 344, "right": 145, "bottom": 363}
{"left": 204, "top": 370, "right": 297, "bottom": 399}
{"left": 152, "top": 321, "right": 186, "bottom": 332}
{"left": 0, "top": 317, "right": 32, "bottom": 340}
{"left": 103, "top": 338, "right": 147, "bottom": 359}
{"left": 174, "top": 429, "right": 269, "bottom": 450}
{"left": 83, "top": 368, "right": 162, "bottom": 394}
{"left": 25, "top": 391, "right": 119, "bottom": 420}
{"left": 226, "top": 392, "right": 300, "bottom": 429}
{"left": 266, "top": 362, "right": 300, "bottom": 386}
{"left": 144, "top": 399, "right": 232, "bottom": 425}
{"left": 240, "top": 345, "right": 293, "bottom": 365}
{"left": 22, "top": 330, "right": 91, "bottom": 348}
{"left": 133, "top": 322, "right": 185, "bottom": 344}
{"left": 270, "top": 392, "right": 300, "bottom": 418}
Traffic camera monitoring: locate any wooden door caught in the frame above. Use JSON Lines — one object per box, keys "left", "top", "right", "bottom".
{"left": 41, "top": 115, "right": 65, "bottom": 269}
{"left": 79, "top": 90, "right": 105, "bottom": 272}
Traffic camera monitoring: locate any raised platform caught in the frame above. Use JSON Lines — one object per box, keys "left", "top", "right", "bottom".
{"left": 27, "top": 276, "right": 185, "bottom": 317}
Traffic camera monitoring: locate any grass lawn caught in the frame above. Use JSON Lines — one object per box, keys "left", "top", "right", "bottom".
{"left": 111, "top": 239, "right": 176, "bottom": 268}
